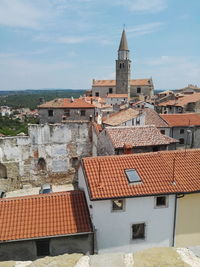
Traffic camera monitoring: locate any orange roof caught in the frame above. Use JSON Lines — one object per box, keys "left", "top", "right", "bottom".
{"left": 144, "top": 108, "right": 169, "bottom": 128}
{"left": 103, "top": 108, "right": 139, "bottom": 126}
{"left": 107, "top": 94, "right": 128, "bottom": 98}
{"left": 38, "top": 98, "right": 95, "bottom": 109}
{"left": 161, "top": 113, "right": 200, "bottom": 127}
{"left": 105, "top": 126, "right": 177, "bottom": 148}
{"left": 0, "top": 191, "right": 92, "bottom": 242}
{"left": 82, "top": 149, "right": 200, "bottom": 200}
{"left": 158, "top": 93, "right": 200, "bottom": 107}
{"left": 93, "top": 79, "right": 151, "bottom": 87}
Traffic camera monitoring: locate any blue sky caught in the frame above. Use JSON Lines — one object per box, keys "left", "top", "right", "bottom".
{"left": 0, "top": 0, "right": 200, "bottom": 90}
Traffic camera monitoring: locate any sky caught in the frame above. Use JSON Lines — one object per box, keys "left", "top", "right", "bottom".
{"left": 0, "top": 0, "right": 200, "bottom": 90}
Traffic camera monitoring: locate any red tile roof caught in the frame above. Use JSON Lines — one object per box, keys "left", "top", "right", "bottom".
{"left": 107, "top": 94, "right": 128, "bottom": 98}
{"left": 93, "top": 79, "right": 151, "bottom": 87}
{"left": 158, "top": 93, "right": 200, "bottom": 107}
{"left": 104, "top": 126, "right": 177, "bottom": 148}
{"left": 144, "top": 108, "right": 169, "bottom": 128}
{"left": 103, "top": 108, "right": 139, "bottom": 126}
{"left": 0, "top": 191, "right": 92, "bottom": 242}
{"left": 161, "top": 113, "right": 200, "bottom": 127}
{"left": 82, "top": 149, "right": 200, "bottom": 200}
{"left": 38, "top": 98, "right": 95, "bottom": 109}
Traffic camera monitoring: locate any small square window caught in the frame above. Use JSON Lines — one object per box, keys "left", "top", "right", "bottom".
{"left": 160, "top": 130, "right": 165, "bottom": 135}
{"left": 48, "top": 110, "right": 53, "bottom": 117}
{"left": 112, "top": 199, "right": 124, "bottom": 211}
{"left": 109, "top": 88, "right": 113, "bottom": 94}
{"left": 125, "top": 169, "right": 141, "bottom": 183}
{"left": 180, "top": 129, "right": 184, "bottom": 134}
{"left": 64, "top": 109, "right": 70, "bottom": 116}
{"left": 95, "top": 92, "right": 99, "bottom": 97}
{"left": 132, "top": 223, "right": 145, "bottom": 239}
{"left": 155, "top": 196, "right": 168, "bottom": 208}
{"left": 81, "top": 110, "right": 86, "bottom": 116}
{"left": 36, "top": 239, "right": 50, "bottom": 256}
{"left": 179, "top": 138, "right": 184, "bottom": 144}
{"left": 137, "top": 87, "right": 141, "bottom": 94}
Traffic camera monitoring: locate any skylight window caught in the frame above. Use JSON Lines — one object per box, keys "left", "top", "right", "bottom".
{"left": 125, "top": 169, "right": 141, "bottom": 183}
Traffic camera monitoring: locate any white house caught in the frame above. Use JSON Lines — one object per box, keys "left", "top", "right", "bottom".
{"left": 78, "top": 151, "right": 181, "bottom": 254}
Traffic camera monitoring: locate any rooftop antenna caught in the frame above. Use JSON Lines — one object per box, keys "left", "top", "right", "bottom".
{"left": 185, "top": 119, "right": 192, "bottom": 155}
{"left": 172, "top": 157, "right": 176, "bottom": 185}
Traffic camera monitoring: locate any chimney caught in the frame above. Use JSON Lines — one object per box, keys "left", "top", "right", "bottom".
{"left": 71, "top": 96, "right": 74, "bottom": 102}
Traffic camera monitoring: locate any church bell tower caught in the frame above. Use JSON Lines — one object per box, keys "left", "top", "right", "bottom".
{"left": 116, "top": 29, "right": 131, "bottom": 98}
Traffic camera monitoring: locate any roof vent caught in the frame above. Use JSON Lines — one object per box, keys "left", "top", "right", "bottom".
{"left": 125, "top": 169, "right": 141, "bottom": 183}
{"left": 71, "top": 97, "right": 74, "bottom": 102}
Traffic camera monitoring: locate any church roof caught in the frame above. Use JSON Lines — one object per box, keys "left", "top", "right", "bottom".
{"left": 118, "top": 30, "right": 129, "bottom": 51}
{"left": 92, "top": 79, "right": 151, "bottom": 87}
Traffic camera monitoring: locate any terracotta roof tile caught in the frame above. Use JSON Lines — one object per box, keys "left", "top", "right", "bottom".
{"left": 160, "top": 113, "right": 200, "bottom": 127}
{"left": 103, "top": 108, "right": 139, "bottom": 126}
{"left": 158, "top": 93, "right": 200, "bottom": 107}
{"left": 104, "top": 126, "right": 177, "bottom": 148}
{"left": 82, "top": 149, "right": 200, "bottom": 200}
{"left": 38, "top": 98, "right": 95, "bottom": 109}
{"left": 93, "top": 79, "right": 151, "bottom": 87}
{"left": 0, "top": 191, "right": 92, "bottom": 242}
{"left": 144, "top": 108, "right": 168, "bottom": 128}
{"left": 107, "top": 94, "right": 128, "bottom": 98}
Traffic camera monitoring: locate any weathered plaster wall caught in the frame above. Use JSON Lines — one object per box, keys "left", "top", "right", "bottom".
{"left": 0, "top": 123, "right": 92, "bottom": 191}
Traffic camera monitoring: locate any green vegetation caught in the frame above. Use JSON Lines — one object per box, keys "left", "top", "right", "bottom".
{"left": 0, "top": 115, "right": 38, "bottom": 136}
{"left": 0, "top": 89, "right": 85, "bottom": 110}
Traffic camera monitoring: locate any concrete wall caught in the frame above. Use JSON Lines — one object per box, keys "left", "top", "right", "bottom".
{"left": 130, "top": 85, "right": 153, "bottom": 98}
{"left": 38, "top": 108, "right": 95, "bottom": 124}
{"left": 0, "top": 123, "right": 92, "bottom": 191}
{"left": 78, "top": 167, "right": 176, "bottom": 254}
{"left": 92, "top": 86, "right": 116, "bottom": 98}
{"left": 106, "top": 97, "right": 128, "bottom": 106}
{"left": 0, "top": 234, "right": 93, "bottom": 261}
{"left": 175, "top": 193, "right": 200, "bottom": 247}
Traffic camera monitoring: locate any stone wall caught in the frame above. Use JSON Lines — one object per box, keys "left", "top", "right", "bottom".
{"left": 0, "top": 122, "right": 92, "bottom": 191}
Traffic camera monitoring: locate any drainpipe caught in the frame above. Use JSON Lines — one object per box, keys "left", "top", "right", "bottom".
{"left": 172, "top": 194, "right": 185, "bottom": 247}
{"left": 172, "top": 194, "right": 177, "bottom": 247}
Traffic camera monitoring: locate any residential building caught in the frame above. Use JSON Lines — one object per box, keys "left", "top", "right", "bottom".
{"left": 0, "top": 191, "right": 93, "bottom": 261}
{"left": 78, "top": 149, "right": 200, "bottom": 253}
{"left": 102, "top": 108, "right": 144, "bottom": 127}
{"left": 38, "top": 98, "right": 95, "bottom": 123}
{"left": 176, "top": 84, "right": 200, "bottom": 95}
{"left": 156, "top": 93, "right": 200, "bottom": 114}
{"left": 106, "top": 94, "right": 128, "bottom": 106}
{"left": 98, "top": 125, "right": 178, "bottom": 155}
{"left": 160, "top": 113, "right": 200, "bottom": 148}
{"left": 92, "top": 29, "right": 154, "bottom": 99}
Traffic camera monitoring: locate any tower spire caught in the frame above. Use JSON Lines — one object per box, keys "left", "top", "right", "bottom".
{"left": 118, "top": 29, "right": 129, "bottom": 51}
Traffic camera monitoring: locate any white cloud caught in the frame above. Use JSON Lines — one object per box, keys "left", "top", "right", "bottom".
{"left": 142, "top": 56, "right": 200, "bottom": 89}
{"left": 117, "top": 0, "right": 167, "bottom": 13}
{"left": 127, "top": 22, "right": 164, "bottom": 37}
{"left": 0, "top": 0, "right": 46, "bottom": 28}
{"left": 57, "top": 36, "right": 89, "bottom": 44}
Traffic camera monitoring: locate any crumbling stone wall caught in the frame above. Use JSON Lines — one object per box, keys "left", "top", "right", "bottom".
{"left": 0, "top": 122, "right": 92, "bottom": 191}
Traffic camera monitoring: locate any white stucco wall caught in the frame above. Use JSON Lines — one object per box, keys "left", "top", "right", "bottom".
{"left": 79, "top": 166, "right": 176, "bottom": 254}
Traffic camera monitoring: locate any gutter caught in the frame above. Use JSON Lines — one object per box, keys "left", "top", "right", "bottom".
{"left": 0, "top": 231, "right": 93, "bottom": 244}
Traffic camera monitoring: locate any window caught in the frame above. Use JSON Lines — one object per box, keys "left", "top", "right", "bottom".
{"left": 152, "top": 146, "right": 159, "bottom": 152}
{"left": 136, "top": 118, "right": 140, "bottom": 125}
{"left": 37, "top": 158, "right": 46, "bottom": 171}
{"left": 132, "top": 223, "right": 145, "bottom": 239}
{"left": 95, "top": 92, "right": 99, "bottom": 97}
{"left": 36, "top": 239, "right": 50, "bottom": 256}
{"left": 180, "top": 129, "right": 184, "bottom": 134}
{"left": 160, "top": 130, "right": 165, "bottom": 135}
{"left": 0, "top": 163, "right": 7, "bottom": 179}
{"left": 179, "top": 138, "right": 184, "bottom": 144}
{"left": 64, "top": 109, "right": 70, "bottom": 117}
{"left": 137, "top": 87, "right": 141, "bottom": 94}
{"left": 155, "top": 196, "right": 168, "bottom": 208}
{"left": 48, "top": 110, "right": 53, "bottom": 117}
{"left": 112, "top": 199, "right": 124, "bottom": 211}
{"left": 109, "top": 88, "right": 113, "bottom": 94}
{"left": 81, "top": 110, "right": 86, "bottom": 116}
{"left": 125, "top": 169, "right": 141, "bottom": 183}
{"left": 119, "top": 63, "right": 122, "bottom": 69}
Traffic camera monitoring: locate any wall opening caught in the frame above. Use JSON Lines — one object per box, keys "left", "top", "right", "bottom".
{"left": 0, "top": 163, "right": 7, "bottom": 179}
{"left": 37, "top": 158, "right": 47, "bottom": 171}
